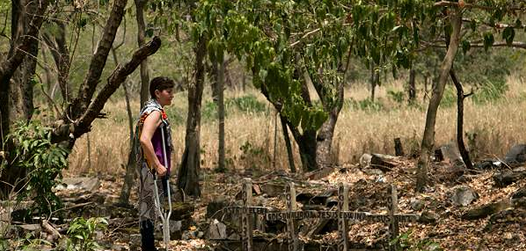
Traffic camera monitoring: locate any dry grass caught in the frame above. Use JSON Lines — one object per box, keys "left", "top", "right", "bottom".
{"left": 66, "top": 76, "right": 526, "bottom": 176}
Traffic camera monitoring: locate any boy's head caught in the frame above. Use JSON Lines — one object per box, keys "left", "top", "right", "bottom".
{"left": 149, "top": 77, "right": 175, "bottom": 99}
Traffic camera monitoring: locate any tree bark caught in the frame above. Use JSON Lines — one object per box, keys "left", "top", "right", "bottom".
{"left": 110, "top": 46, "right": 138, "bottom": 205}
{"left": 408, "top": 67, "right": 416, "bottom": 103}
{"left": 217, "top": 59, "right": 226, "bottom": 172}
{"left": 177, "top": 35, "right": 206, "bottom": 197}
{"left": 416, "top": 10, "right": 462, "bottom": 192}
{"left": 68, "top": 0, "right": 128, "bottom": 120}
{"left": 42, "top": 21, "right": 71, "bottom": 103}
{"left": 450, "top": 69, "right": 473, "bottom": 169}
{"left": 0, "top": 0, "right": 49, "bottom": 193}
{"left": 51, "top": 36, "right": 162, "bottom": 144}
{"left": 315, "top": 81, "right": 344, "bottom": 168}
{"left": 280, "top": 115, "right": 296, "bottom": 173}
{"left": 0, "top": 0, "right": 49, "bottom": 149}
{"left": 370, "top": 61, "right": 376, "bottom": 101}
{"left": 135, "top": 0, "right": 150, "bottom": 107}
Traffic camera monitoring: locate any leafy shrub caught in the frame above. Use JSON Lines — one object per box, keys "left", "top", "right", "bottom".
{"left": 439, "top": 86, "right": 456, "bottom": 108}
{"left": 201, "top": 100, "right": 219, "bottom": 122}
{"left": 239, "top": 141, "right": 271, "bottom": 172}
{"left": 66, "top": 217, "right": 108, "bottom": 251}
{"left": 472, "top": 78, "right": 508, "bottom": 104}
{"left": 226, "top": 95, "right": 267, "bottom": 114}
{"left": 201, "top": 94, "right": 268, "bottom": 122}
{"left": 345, "top": 98, "right": 384, "bottom": 111}
{"left": 165, "top": 105, "right": 186, "bottom": 126}
{"left": 387, "top": 89, "right": 405, "bottom": 104}
{"left": 1, "top": 120, "right": 69, "bottom": 216}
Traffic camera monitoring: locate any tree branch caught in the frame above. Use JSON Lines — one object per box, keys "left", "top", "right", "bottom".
{"left": 73, "top": 36, "right": 161, "bottom": 138}
{"left": 434, "top": 1, "right": 524, "bottom": 11}
{"left": 0, "top": 0, "right": 49, "bottom": 82}
{"left": 70, "top": 0, "right": 127, "bottom": 119}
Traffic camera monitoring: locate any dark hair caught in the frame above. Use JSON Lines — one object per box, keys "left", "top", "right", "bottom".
{"left": 149, "top": 77, "right": 175, "bottom": 99}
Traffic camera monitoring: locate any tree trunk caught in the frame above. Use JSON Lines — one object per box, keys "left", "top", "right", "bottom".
{"left": 135, "top": 0, "right": 150, "bottom": 107}
{"left": 408, "top": 67, "right": 416, "bottom": 103}
{"left": 0, "top": 0, "right": 49, "bottom": 194}
{"left": 450, "top": 69, "right": 473, "bottom": 169}
{"left": 315, "top": 81, "right": 344, "bottom": 168}
{"left": 111, "top": 45, "right": 138, "bottom": 205}
{"left": 296, "top": 131, "right": 318, "bottom": 172}
{"left": 42, "top": 21, "right": 72, "bottom": 103}
{"left": 280, "top": 115, "right": 296, "bottom": 173}
{"left": 118, "top": 81, "right": 137, "bottom": 205}
{"left": 370, "top": 61, "right": 376, "bottom": 101}
{"left": 416, "top": 10, "right": 462, "bottom": 192}
{"left": 210, "top": 58, "right": 226, "bottom": 172}
{"left": 177, "top": 35, "right": 206, "bottom": 197}
{"left": 217, "top": 59, "right": 226, "bottom": 172}
{"left": 68, "top": 0, "right": 128, "bottom": 121}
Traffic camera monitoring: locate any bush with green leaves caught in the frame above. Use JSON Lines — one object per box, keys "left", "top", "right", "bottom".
{"left": 387, "top": 89, "right": 405, "bottom": 104}
{"left": 344, "top": 98, "right": 384, "bottom": 112}
{"left": 226, "top": 95, "right": 267, "bottom": 114}
{"left": 66, "top": 217, "right": 108, "bottom": 251}
{"left": 1, "top": 119, "right": 69, "bottom": 216}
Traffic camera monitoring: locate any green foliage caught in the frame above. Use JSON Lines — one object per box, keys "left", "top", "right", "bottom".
{"left": 1, "top": 119, "right": 69, "bottom": 216}
{"left": 201, "top": 100, "right": 218, "bottom": 122}
{"left": 18, "top": 233, "right": 52, "bottom": 251}
{"left": 387, "top": 89, "right": 405, "bottom": 104}
{"left": 0, "top": 238, "right": 9, "bottom": 251}
{"left": 472, "top": 79, "right": 508, "bottom": 104}
{"left": 200, "top": 95, "right": 268, "bottom": 122}
{"left": 392, "top": 230, "right": 443, "bottom": 251}
{"left": 239, "top": 141, "right": 270, "bottom": 172}
{"left": 440, "top": 86, "right": 457, "bottom": 108}
{"left": 345, "top": 98, "right": 384, "bottom": 112}
{"left": 226, "top": 95, "right": 267, "bottom": 114}
{"left": 66, "top": 217, "right": 108, "bottom": 251}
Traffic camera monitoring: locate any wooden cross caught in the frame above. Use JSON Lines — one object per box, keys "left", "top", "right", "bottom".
{"left": 234, "top": 180, "right": 418, "bottom": 251}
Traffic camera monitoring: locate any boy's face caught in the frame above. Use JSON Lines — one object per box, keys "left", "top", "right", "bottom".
{"left": 155, "top": 88, "right": 174, "bottom": 106}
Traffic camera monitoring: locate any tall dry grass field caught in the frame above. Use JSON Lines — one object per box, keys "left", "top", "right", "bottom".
{"left": 66, "top": 76, "right": 526, "bottom": 177}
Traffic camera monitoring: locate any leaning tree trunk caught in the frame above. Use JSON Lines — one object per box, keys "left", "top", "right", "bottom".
{"left": 450, "top": 69, "right": 473, "bottom": 169}
{"left": 177, "top": 35, "right": 206, "bottom": 197}
{"left": 280, "top": 115, "right": 296, "bottom": 173}
{"left": 315, "top": 81, "right": 344, "bottom": 168}
{"left": 416, "top": 10, "right": 462, "bottom": 192}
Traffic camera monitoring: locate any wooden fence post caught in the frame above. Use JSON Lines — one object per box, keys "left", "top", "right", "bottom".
{"left": 338, "top": 183, "right": 350, "bottom": 251}
{"left": 388, "top": 184, "right": 399, "bottom": 251}
{"left": 286, "top": 182, "right": 299, "bottom": 251}
{"left": 242, "top": 178, "right": 253, "bottom": 251}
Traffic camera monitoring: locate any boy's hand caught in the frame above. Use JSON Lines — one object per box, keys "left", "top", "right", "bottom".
{"left": 156, "top": 165, "right": 167, "bottom": 177}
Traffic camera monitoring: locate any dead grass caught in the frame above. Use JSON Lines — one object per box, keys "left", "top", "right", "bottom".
{"left": 66, "top": 76, "right": 526, "bottom": 176}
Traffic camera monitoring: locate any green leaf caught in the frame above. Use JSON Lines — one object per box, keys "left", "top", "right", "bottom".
{"left": 502, "top": 26, "right": 515, "bottom": 46}
{"left": 461, "top": 40, "right": 471, "bottom": 54}
{"left": 483, "top": 32, "right": 494, "bottom": 51}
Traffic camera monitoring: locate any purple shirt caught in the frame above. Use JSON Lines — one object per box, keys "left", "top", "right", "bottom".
{"left": 151, "top": 126, "right": 171, "bottom": 173}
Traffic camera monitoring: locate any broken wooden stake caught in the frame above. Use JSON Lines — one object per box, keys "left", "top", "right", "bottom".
{"left": 394, "top": 138, "right": 404, "bottom": 156}
{"left": 388, "top": 185, "right": 399, "bottom": 251}
{"left": 338, "top": 183, "right": 349, "bottom": 251}
{"left": 241, "top": 178, "right": 253, "bottom": 251}
{"left": 286, "top": 182, "right": 300, "bottom": 251}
